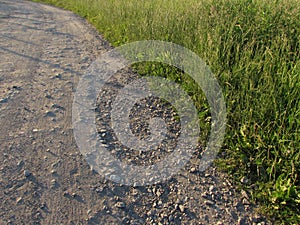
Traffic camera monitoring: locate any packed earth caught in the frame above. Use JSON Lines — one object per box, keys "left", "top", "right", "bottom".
{"left": 0, "top": 0, "right": 271, "bottom": 224}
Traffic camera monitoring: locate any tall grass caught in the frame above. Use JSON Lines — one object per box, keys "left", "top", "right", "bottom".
{"left": 33, "top": 0, "right": 300, "bottom": 223}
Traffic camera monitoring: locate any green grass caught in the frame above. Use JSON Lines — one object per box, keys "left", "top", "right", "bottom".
{"left": 32, "top": 0, "right": 300, "bottom": 223}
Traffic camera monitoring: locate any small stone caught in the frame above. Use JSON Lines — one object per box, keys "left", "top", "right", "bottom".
{"left": 24, "top": 170, "right": 31, "bottom": 177}
{"left": 44, "top": 111, "right": 56, "bottom": 117}
{"left": 178, "top": 205, "right": 185, "bottom": 212}
{"left": 95, "top": 187, "right": 104, "bottom": 193}
{"left": 251, "top": 215, "right": 261, "bottom": 223}
{"left": 240, "top": 176, "right": 248, "bottom": 184}
{"left": 32, "top": 128, "right": 39, "bottom": 132}
{"left": 209, "top": 185, "right": 215, "bottom": 192}
{"left": 122, "top": 217, "right": 130, "bottom": 224}
{"left": 17, "top": 160, "right": 24, "bottom": 167}
{"left": 53, "top": 73, "right": 62, "bottom": 79}
{"left": 50, "top": 179, "right": 56, "bottom": 184}
{"left": 242, "top": 198, "right": 251, "bottom": 205}
{"left": 257, "top": 222, "right": 266, "bottom": 225}
{"left": 0, "top": 98, "right": 9, "bottom": 103}
{"left": 51, "top": 104, "right": 64, "bottom": 110}
{"left": 241, "top": 190, "right": 249, "bottom": 199}
{"left": 115, "top": 201, "right": 125, "bottom": 208}
{"left": 147, "top": 209, "right": 156, "bottom": 216}
{"left": 110, "top": 174, "right": 121, "bottom": 183}
{"left": 50, "top": 179, "right": 58, "bottom": 189}
{"left": 16, "top": 197, "right": 23, "bottom": 204}
{"left": 190, "top": 167, "right": 196, "bottom": 173}
{"left": 132, "top": 189, "right": 138, "bottom": 196}
{"left": 211, "top": 194, "right": 215, "bottom": 201}
{"left": 35, "top": 211, "right": 42, "bottom": 219}
{"left": 40, "top": 202, "right": 47, "bottom": 210}
{"left": 204, "top": 200, "right": 215, "bottom": 206}
{"left": 156, "top": 190, "right": 162, "bottom": 197}
{"left": 201, "top": 192, "right": 208, "bottom": 198}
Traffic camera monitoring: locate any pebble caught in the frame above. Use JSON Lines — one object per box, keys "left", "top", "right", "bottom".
{"left": 16, "top": 197, "right": 23, "bottom": 204}
{"left": 51, "top": 103, "right": 64, "bottom": 109}
{"left": 190, "top": 167, "right": 197, "bottom": 173}
{"left": 115, "top": 201, "right": 126, "bottom": 208}
{"left": 17, "top": 160, "right": 24, "bottom": 168}
{"left": 44, "top": 111, "right": 56, "bottom": 117}
{"left": 96, "top": 187, "right": 104, "bottom": 193}
{"left": 24, "top": 170, "right": 32, "bottom": 177}
{"left": 132, "top": 189, "right": 138, "bottom": 196}
{"left": 201, "top": 192, "right": 208, "bottom": 198}
{"left": 241, "top": 190, "right": 250, "bottom": 199}
{"left": 240, "top": 176, "right": 249, "bottom": 184}
{"left": 242, "top": 198, "right": 251, "bottom": 205}
{"left": 178, "top": 205, "right": 185, "bottom": 213}
{"left": 156, "top": 190, "right": 162, "bottom": 197}
{"left": 239, "top": 193, "right": 249, "bottom": 203}
{"left": 204, "top": 200, "right": 215, "bottom": 206}
{"left": 0, "top": 98, "right": 8, "bottom": 103}
{"left": 50, "top": 179, "right": 56, "bottom": 184}
{"left": 50, "top": 179, "right": 58, "bottom": 189}
{"left": 53, "top": 73, "right": 62, "bottom": 79}
{"left": 40, "top": 202, "right": 47, "bottom": 210}
{"left": 147, "top": 209, "right": 156, "bottom": 216}
{"left": 110, "top": 174, "right": 121, "bottom": 183}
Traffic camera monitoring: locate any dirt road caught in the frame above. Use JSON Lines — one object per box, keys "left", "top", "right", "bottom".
{"left": 0, "top": 0, "right": 270, "bottom": 224}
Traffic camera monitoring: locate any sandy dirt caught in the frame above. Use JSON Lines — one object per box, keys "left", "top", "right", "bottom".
{"left": 0, "top": 0, "right": 271, "bottom": 224}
